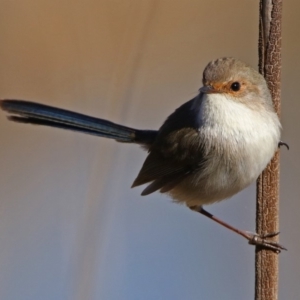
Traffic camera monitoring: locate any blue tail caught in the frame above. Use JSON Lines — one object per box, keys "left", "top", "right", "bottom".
{"left": 1, "top": 100, "right": 157, "bottom": 145}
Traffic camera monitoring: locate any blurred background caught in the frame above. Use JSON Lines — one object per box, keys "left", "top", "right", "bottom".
{"left": 0, "top": 1, "right": 299, "bottom": 299}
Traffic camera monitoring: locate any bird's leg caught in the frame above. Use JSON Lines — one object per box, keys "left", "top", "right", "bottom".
{"left": 189, "top": 206, "right": 287, "bottom": 253}
{"left": 278, "top": 141, "right": 289, "bottom": 150}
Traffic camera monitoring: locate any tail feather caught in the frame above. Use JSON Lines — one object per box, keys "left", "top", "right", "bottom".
{"left": 1, "top": 99, "right": 157, "bottom": 145}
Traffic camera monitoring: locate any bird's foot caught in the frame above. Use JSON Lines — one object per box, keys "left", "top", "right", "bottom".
{"left": 278, "top": 141, "right": 289, "bottom": 150}
{"left": 246, "top": 231, "right": 287, "bottom": 253}
{"left": 190, "top": 206, "right": 287, "bottom": 253}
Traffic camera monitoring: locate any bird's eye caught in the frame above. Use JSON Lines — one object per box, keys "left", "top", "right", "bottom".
{"left": 230, "top": 82, "right": 240, "bottom": 92}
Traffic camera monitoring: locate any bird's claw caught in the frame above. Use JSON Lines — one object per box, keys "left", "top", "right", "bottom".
{"left": 247, "top": 231, "right": 287, "bottom": 253}
{"left": 278, "top": 141, "right": 289, "bottom": 150}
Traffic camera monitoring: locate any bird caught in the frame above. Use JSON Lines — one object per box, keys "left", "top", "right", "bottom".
{"left": 0, "top": 57, "right": 287, "bottom": 252}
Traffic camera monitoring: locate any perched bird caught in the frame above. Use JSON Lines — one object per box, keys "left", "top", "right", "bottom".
{"left": 0, "top": 57, "right": 287, "bottom": 252}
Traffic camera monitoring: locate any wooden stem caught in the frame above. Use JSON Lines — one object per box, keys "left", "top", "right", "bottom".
{"left": 256, "top": 1, "right": 283, "bottom": 300}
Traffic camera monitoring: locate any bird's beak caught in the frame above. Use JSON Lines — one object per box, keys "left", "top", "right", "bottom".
{"left": 199, "top": 85, "right": 218, "bottom": 94}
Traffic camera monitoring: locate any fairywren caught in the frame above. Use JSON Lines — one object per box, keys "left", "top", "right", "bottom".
{"left": 1, "top": 57, "right": 287, "bottom": 252}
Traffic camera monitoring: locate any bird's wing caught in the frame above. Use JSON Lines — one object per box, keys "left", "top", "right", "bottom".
{"left": 132, "top": 127, "right": 205, "bottom": 195}
{"left": 131, "top": 95, "right": 206, "bottom": 195}
{"left": 132, "top": 157, "right": 192, "bottom": 196}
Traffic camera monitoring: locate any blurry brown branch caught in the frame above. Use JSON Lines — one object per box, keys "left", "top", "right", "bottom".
{"left": 256, "top": 1, "right": 283, "bottom": 300}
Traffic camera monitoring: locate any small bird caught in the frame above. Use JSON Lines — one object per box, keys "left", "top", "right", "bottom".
{"left": 0, "top": 57, "right": 287, "bottom": 252}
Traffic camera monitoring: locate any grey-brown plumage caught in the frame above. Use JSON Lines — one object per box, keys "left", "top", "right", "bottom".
{"left": 132, "top": 57, "right": 280, "bottom": 206}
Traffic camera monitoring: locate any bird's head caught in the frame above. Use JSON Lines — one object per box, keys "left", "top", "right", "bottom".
{"left": 200, "top": 57, "right": 273, "bottom": 111}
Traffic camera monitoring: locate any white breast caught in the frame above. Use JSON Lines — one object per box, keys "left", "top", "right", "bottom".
{"left": 170, "top": 93, "right": 281, "bottom": 206}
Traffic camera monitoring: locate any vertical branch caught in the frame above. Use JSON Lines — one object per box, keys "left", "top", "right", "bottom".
{"left": 256, "top": 1, "right": 283, "bottom": 300}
